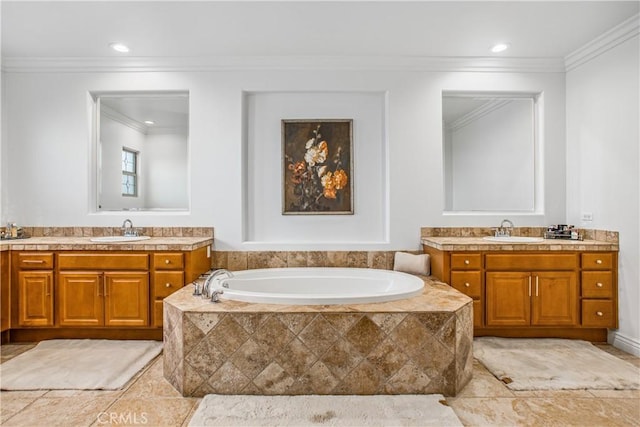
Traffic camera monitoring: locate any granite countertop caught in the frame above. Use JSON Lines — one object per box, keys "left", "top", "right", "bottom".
{"left": 165, "top": 275, "right": 472, "bottom": 314}
{"left": 421, "top": 236, "right": 618, "bottom": 252}
{"left": 0, "top": 236, "right": 213, "bottom": 252}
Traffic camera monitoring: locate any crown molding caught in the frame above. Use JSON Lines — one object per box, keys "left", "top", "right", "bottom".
{"left": 565, "top": 13, "right": 639, "bottom": 72}
{"left": 447, "top": 99, "right": 514, "bottom": 132}
{"left": 101, "top": 105, "right": 148, "bottom": 134}
{"left": 1, "top": 55, "right": 566, "bottom": 73}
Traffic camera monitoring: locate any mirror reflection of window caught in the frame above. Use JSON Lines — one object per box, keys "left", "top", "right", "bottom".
{"left": 94, "top": 91, "right": 189, "bottom": 211}
{"left": 121, "top": 148, "right": 138, "bottom": 197}
{"left": 442, "top": 92, "right": 540, "bottom": 213}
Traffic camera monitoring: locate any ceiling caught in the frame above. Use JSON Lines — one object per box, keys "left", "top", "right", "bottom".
{"left": 100, "top": 94, "right": 189, "bottom": 133}
{"left": 2, "top": 1, "right": 638, "bottom": 61}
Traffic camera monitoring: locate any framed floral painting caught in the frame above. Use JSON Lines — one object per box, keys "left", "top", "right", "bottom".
{"left": 282, "top": 119, "right": 353, "bottom": 215}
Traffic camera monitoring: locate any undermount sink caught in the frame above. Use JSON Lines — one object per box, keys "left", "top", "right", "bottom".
{"left": 89, "top": 236, "right": 151, "bottom": 243}
{"left": 483, "top": 236, "right": 545, "bottom": 243}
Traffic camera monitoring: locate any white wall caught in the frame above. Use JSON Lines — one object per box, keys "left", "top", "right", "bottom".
{"left": 144, "top": 132, "right": 188, "bottom": 209}
{"left": 1, "top": 68, "right": 566, "bottom": 250}
{"left": 245, "top": 91, "right": 387, "bottom": 246}
{"left": 566, "top": 35, "right": 640, "bottom": 354}
{"left": 0, "top": 3, "right": 4, "bottom": 223}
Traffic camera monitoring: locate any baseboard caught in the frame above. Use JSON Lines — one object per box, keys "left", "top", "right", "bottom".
{"left": 609, "top": 330, "right": 640, "bottom": 356}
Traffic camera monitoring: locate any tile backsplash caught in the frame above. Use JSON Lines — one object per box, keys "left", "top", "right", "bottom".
{"left": 420, "top": 227, "right": 618, "bottom": 243}
{"left": 212, "top": 250, "right": 421, "bottom": 271}
{"left": 21, "top": 226, "right": 214, "bottom": 238}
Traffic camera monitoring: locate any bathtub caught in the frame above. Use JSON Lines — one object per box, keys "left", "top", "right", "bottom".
{"left": 210, "top": 267, "right": 424, "bottom": 305}
{"left": 165, "top": 271, "right": 474, "bottom": 396}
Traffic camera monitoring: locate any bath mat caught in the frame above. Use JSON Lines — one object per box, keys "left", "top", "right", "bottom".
{"left": 0, "top": 339, "right": 162, "bottom": 390}
{"left": 474, "top": 337, "right": 640, "bottom": 390}
{"left": 188, "top": 394, "right": 463, "bottom": 426}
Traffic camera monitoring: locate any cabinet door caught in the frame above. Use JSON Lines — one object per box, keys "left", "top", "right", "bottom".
{"left": 18, "top": 271, "right": 54, "bottom": 326}
{"left": 531, "top": 272, "right": 578, "bottom": 326}
{"left": 104, "top": 272, "right": 149, "bottom": 327}
{"left": 486, "top": 272, "right": 530, "bottom": 326}
{"left": 1, "top": 251, "right": 10, "bottom": 331}
{"left": 58, "top": 272, "right": 103, "bottom": 326}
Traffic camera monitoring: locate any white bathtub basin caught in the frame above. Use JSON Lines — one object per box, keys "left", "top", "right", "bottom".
{"left": 209, "top": 267, "right": 425, "bottom": 305}
{"left": 482, "top": 236, "right": 545, "bottom": 243}
{"left": 89, "top": 236, "right": 151, "bottom": 243}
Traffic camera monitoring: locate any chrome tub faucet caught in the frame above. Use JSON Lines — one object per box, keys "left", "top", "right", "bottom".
{"left": 202, "top": 269, "right": 234, "bottom": 302}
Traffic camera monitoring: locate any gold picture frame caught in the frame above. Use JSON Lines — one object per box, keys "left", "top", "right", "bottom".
{"left": 282, "top": 119, "right": 353, "bottom": 215}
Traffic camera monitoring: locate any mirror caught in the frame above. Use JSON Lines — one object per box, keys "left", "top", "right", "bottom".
{"left": 442, "top": 91, "right": 540, "bottom": 213}
{"left": 94, "top": 91, "right": 189, "bottom": 211}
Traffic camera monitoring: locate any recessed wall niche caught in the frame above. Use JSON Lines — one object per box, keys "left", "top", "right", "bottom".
{"left": 242, "top": 91, "right": 388, "bottom": 246}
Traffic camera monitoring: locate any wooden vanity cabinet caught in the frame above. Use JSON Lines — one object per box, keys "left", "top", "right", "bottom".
{"left": 14, "top": 253, "right": 55, "bottom": 327}
{"left": 151, "top": 246, "right": 210, "bottom": 327}
{"left": 424, "top": 245, "right": 617, "bottom": 341}
{"left": 581, "top": 253, "right": 617, "bottom": 328}
{"left": 57, "top": 253, "right": 149, "bottom": 327}
{"left": 1, "top": 251, "right": 10, "bottom": 333}
{"left": 8, "top": 245, "right": 210, "bottom": 341}
{"left": 152, "top": 252, "right": 185, "bottom": 327}
{"left": 485, "top": 254, "right": 579, "bottom": 327}
{"left": 448, "top": 253, "right": 483, "bottom": 328}
{"left": 486, "top": 271, "right": 578, "bottom": 327}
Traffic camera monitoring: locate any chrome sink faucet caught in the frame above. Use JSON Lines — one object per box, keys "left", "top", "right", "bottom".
{"left": 121, "top": 219, "right": 139, "bottom": 237}
{"left": 495, "top": 219, "right": 514, "bottom": 237}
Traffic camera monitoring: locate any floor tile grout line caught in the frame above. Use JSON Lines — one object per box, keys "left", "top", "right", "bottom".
{"left": 180, "top": 398, "right": 202, "bottom": 427}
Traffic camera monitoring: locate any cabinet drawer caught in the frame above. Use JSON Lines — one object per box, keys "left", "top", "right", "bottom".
{"left": 582, "top": 253, "right": 613, "bottom": 270}
{"left": 450, "top": 271, "right": 482, "bottom": 299}
{"left": 451, "top": 253, "right": 481, "bottom": 270}
{"left": 153, "top": 253, "right": 184, "bottom": 270}
{"left": 58, "top": 253, "right": 148, "bottom": 270}
{"left": 154, "top": 271, "right": 184, "bottom": 298}
{"left": 485, "top": 254, "right": 577, "bottom": 271}
{"left": 582, "top": 300, "right": 614, "bottom": 327}
{"left": 17, "top": 253, "right": 54, "bottom": 269}
{"left": 581, "top": 272, "right": 613, "bottom": 298}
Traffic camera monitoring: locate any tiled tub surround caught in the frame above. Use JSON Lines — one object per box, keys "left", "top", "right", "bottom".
{"left": 164, "top": 277, "right": 473, "bottom": 397}
{"left": 211, "top": 250, "right": 421, "bottom": 271}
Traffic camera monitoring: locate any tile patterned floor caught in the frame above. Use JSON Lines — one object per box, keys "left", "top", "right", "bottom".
{"left": 1, "top": 342, "right": 638, "bottom": 426}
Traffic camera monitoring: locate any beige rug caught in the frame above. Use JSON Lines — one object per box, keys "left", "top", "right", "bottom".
{"left": 474, "top": 337, "right": 640, "bottom": 390}
{"left": 0, "top": 339, "right": 162, "bottom": 390}
{"left": 188, "top": 394, "right": 463, "bottom": 426}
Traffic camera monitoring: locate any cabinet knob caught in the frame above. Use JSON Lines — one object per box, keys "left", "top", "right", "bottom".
{"left": 165, "top": 259, "right": 171, "bottom": 265}
{"left": 165, "top": 283, "right": 172, "bottom": 288}
{"left": 596, "top": 259, "right": 603, "bottom": 265}
{"left": 596, "top": 311, "right": 604, "bottom": 317}
{"left": 464, "top": 282, "right": 470, "bottom": 287}
{"left": 464, "top": 260, "right": 470, "bottom": 265}
{"left": 596, "top": 282, "right": 603, "bottom": 288}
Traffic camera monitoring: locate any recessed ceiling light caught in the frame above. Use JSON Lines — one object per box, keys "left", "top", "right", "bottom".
{"left": 490, "top": 43, "right": 510, "bottom": 53}
{"left": 144, "top": 120, "right": 155, "bottom": 125}
{"left": 109, "top": 42, "right": 130, "bottom": 53}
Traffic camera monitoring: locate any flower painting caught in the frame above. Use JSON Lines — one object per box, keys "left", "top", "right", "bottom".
{"left": 282, "top": 119, "right": 353, "bottom": 214}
